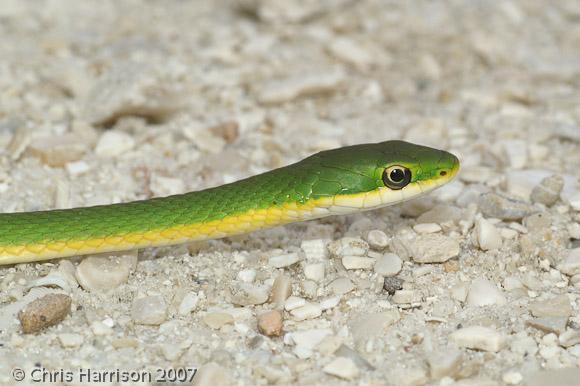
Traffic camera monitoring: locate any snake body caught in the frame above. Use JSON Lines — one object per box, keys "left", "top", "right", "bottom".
{"left": 0, "top": 140, "right": 459, "bottom": 265}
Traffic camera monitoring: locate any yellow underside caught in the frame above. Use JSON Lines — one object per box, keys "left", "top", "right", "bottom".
{"left": 0, "top": 178, "right": 445, "bottom": 264}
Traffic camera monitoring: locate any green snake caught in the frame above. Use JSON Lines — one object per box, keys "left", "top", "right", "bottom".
{"left": 0, "top": 140, "right": 459, "bottom": 265}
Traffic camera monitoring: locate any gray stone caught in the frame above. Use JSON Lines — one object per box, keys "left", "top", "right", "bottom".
{"left": 479, "top": 192, "right": 534, "bottom": 220}
{"left": 526, "top": 317, "right": 568, "bottom": 335}
{"left": 374, "top": 253, "right": 402, "bottom": 277}
{"left": 366, "top": 230, "right": 389, "bottom": 249}
{"left": 410, "top": 234, "right": 460, "bottom": 263}
{"left": 131, "top": 296, "right": 167, "bottom": 326}
{"left": 529, "top": 295, "right": 572, "bottom": 318}
{"left": 559, "top": 329, "right": 580, "bottom": 347}
{"left": 75, "top": 254, "right": 133, "bottom": 292}
{"left": 329, "top": 277, "right": 355, "bottom": 295}
{"left": 229, "top": 283, "right": 269, "bottom": 306}
{"left": 322, "top": 357, "right": 359, "bottom": 380}
{"left": 450, "top": 326, "right": 506, "bottom": 352}
{"left": 558, "top": 248, "right": 580, "bottom": 276}
{"left": 530, "top": 174, "right": 563, "bottom": 206}
{"left": 466, "top": 278, "right": 506, "bottom": 307}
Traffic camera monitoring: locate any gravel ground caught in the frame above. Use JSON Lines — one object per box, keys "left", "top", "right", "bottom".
{"left": 1, "top": 1, "right": 580, "bottom": 385}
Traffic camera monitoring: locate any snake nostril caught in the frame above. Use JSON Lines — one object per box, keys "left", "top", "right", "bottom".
{"left": 440, "top": 171, "right": 447, "bottom": 177}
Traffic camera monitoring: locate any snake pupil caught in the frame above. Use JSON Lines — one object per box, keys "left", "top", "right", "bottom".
{"left": 383, "top": 165, "right": 411, "bottom": 190}
{"left": 390, "top": 169, "right": 404, "bottom": 182}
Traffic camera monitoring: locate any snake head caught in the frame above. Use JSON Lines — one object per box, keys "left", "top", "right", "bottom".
{"left": 307, "top": 140, "right": 460, "bottom": 210}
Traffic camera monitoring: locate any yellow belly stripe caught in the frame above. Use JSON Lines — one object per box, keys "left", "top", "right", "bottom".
{"left": 0, "top": 177, "right": 443, "bottom": 264}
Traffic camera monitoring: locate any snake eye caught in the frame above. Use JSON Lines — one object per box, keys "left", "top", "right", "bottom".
{"left": 382, "top": 165, "right": 411, "bottom": 190}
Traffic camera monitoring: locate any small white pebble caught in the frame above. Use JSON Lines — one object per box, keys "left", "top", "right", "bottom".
{"left": 503, "top": 276, "right": 524, "bottom": 291}
{"left": 568, "top": 223, "right": 580, "bottom": 239}
{"left": 203, "top": 312, "right": 234, "bottom": 329}
{"left": 293, "top": 345, "right": 313, "bottom": 359}
{"left": 65, "top": 160, "right": 91, "bottom": 176}
{"left": 285, "top": 296, "right": 306, "bottom": 311}
{"left": 304, "top": 263, "right": 325, "bottom": 282}
{"left": 450, "top": 326, "right": 506, "bottom": 352}
{"left": 234, "top": 322, "right": 251, "bottom": 335}
{"left": 475, "top": 218, "right": 503, "bottom": 251}
{"left": 188, "top": 130, "right": 225, "bottom": 154}
{"left": 374, "top": 253, "right": 402, "bottom": 277}
{"left": 366, "top": 230, "right": 389, "bottom": 249}
{"left": 290, "top": 329, "right": 333, "bottom": 349}
{"left": 413, "top": 223, "right": 442, "bottom": 234}
{"left": 230, "top": 283, "right": 269, "bottom": 306}
{"left": 269, "top": 253, "right": 301, "bottom": 268}
{"left": 300, "top": 239, "right": 329, "bottom": 260}
{"left": 178, "top": 292, "right": 200, "bottom": 315}
{"left": 329, "top": 237, "right": 369, "bottom": 257}
{"left": 509, "top": 222, "right": 528, "bottom": 233}
{"left": 301, "top": 280, "right": 318, "bottom": 298}
{"left": 529, "top": 294, "right": 572, "bottom": 318}
{"left": 270, "top": 275, "right": 292, "bottom": 307}
{"left": 450, "top": 283, "right": 469, "bottom": 302}
{"left": 392, "top": 290, "right": 418, "bottom": 304}
{"left": 102, "top": 317, "right": 115, "bottom": 328}
{"left": 502, "top": 370, "right": 523, "bottom": 385}
{"left": 323, "top": 357, "right": 360, "bottom": 380}
{"left": 328, "top": 36, "right": 378, "bottom": 70}
{"left": 91, "top": 321, "right": 112, "bottom": 336}
{"left": 410, "top": 234, "right": 460, "bottom": 263}
{"left": 319, "top": 296, "right": 341, "bottom": 310}
{"left": 58, "top": 333, "right": 84, "bottom": 348}
{"left": 568, "top": 192, "right": 580, "bottom": 211}
{"left": 95, "top": 130, "right": 135, "bottom": 157}
{"left": 466, "top": 278, "right": 507, "bottom": 307}
{"left": 237, "top": 269, "right": 256, "bottom": 283}
{"left": 530, "top": 174, "right": 563, "bottom": 206}
{"left": 539, "top": 346, "right": 560, "bottom": 359}
{"left": 342, "top": 256, "right": 375, "bottom": 270}
{"left": 500, "top": 228, "right": 519, "bottom": 239}
{"left": 557, "top": 248, "right": 580, "bottom": 276}
{"left": 510, "top": 335, "right": 538, "bottom": 356}
{"left": 559, "top": 329, "right": 580, "bottom": 347}
{"left": 570, "top": 345, "right": 580, "bottom": 358}
{"left": 75, "top": 255, "right": 133, "bottom": 292}
{"left": 290, "top": 303, "right": 322, "bottom": 321}
{"left": 328, "top": 277, "right": 355, "bottom": 295}
{"left": 541, "top": 333, "right": 558, "bottom": 346}
{"left": 131, "top": 296, "right": 168, "bottom": 325}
